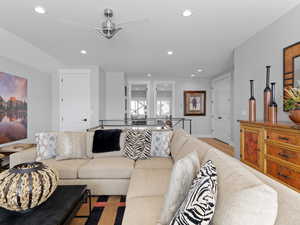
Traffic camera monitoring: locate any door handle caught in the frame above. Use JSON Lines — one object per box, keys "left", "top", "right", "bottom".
{"left": 82, "top": 118, "right": 87, "bottom": 122}
{"left": 218, "top": 117, "right": 222, "bottom": 119}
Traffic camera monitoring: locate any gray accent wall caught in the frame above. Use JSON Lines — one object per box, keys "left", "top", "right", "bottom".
{"left": 233, "top": 5, "right": 300, "bottom": 158}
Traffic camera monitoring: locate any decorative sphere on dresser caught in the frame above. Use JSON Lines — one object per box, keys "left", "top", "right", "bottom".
{"left": 0, "top": 162, "right": 59, "bottom": 212}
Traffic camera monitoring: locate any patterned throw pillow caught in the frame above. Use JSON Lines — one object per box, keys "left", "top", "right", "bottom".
{"left": 36, "top": 133, "right": 57, "bottom": 161}
{"left": 123, "top": 129, "right": 152, "bottom": 160}
{"left": 150, "top": 131, "right": 172, "bottom": 157}
{"left": 170, "top": 160, "right": 218, "bottom": 225}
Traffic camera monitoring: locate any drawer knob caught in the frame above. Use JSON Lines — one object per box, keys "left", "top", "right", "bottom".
{"left": 277, "top": 172, "right": 290, "bottom": 179}
{"left": 278, "top": 136, "right": 289, "bottom": 141}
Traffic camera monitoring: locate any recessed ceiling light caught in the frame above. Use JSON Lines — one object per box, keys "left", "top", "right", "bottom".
{"left": 191, "top": 74, "right": 196, "bottom": 77}
{"left": 34, "top": 6, "right": 46, "bottom": 14}
{"left": 197, "top": 68, "right": 204, "bottom": 73}
{"left": 167, "top": 51, "right": 173, "bottom": 55}
{"left": 80, "top": 50, "right": 87, "bottom": 55}
{"left": 182, "top": 9, "right": 192, "bottom": 17}
{"left": 147, "top": 73, "right": 152, "bottom": 77}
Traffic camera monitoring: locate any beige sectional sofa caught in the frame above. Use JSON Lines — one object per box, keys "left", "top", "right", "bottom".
{"left": 10, "top": 129, "right": 300, "bottom": 225}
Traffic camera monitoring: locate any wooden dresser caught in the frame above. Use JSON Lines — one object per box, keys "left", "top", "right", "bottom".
{"left": 240, "top": 120, "right": 300, "bottom": 192}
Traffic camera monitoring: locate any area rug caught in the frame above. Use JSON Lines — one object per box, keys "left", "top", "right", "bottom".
{"left": 71, "top": 195, "right": 126, "bottom": 225}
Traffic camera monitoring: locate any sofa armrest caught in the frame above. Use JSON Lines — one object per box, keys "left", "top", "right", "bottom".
{"left": 10, "top": 147, "right": 37, "bottom": 168}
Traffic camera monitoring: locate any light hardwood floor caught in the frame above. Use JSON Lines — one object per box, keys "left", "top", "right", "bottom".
{"left": 199, "top": 138, "right": 235, "bottom": 157}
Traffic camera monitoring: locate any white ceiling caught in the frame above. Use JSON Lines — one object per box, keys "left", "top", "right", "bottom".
{"left": 0, "top": 0, "right": 300, "bottom": 77}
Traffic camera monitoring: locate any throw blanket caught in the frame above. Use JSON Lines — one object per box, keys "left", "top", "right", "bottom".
{"left": 123, "top": 129, "right": 152, "bottom": 160}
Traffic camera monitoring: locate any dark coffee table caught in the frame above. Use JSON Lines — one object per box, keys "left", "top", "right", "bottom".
{"left": 0, "top": 185, "right": 91, "bottom": 225}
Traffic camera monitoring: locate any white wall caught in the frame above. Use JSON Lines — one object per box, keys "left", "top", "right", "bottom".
{"left": 51, "top": 66, "right": 101, "bottom": 130}
{"left": 127, "top": 75, "right": 212, "bottom": 136}
{"left": 0, "top": 56, "right": 52, "bottom": 146}
{"left": 105, "top": 72, "right": 125, "bottom": 120}
{"left": 233, "top": 5, "right": 300, "bottom": 158}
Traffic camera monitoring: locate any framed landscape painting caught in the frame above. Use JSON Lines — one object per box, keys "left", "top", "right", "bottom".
{"left": 0, "top": 72, "right": 27, "bottom": 144}
{"left": 184, "top": 90, "right": 206, "bottom": 116}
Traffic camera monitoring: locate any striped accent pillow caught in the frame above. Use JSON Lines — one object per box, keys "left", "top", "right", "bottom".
{"left": 170, "top": 160, "right": 218, "bottom": 225}
{"left": 123, "top": 129, "right": 152, "bottom": 160}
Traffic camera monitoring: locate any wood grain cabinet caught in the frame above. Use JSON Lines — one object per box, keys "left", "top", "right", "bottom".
{"left": 240, "top": 121, "right": 300, "bottom": 193}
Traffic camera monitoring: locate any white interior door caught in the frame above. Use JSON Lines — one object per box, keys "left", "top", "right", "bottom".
{"left": 60, "top": 70, "right": 90, "bottom": 131}
{"left": 211, "top": 74, "right": 232, "bottom": 143}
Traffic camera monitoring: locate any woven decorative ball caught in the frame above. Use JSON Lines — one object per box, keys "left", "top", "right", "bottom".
{"left": 0, "top": 162, "right": 59, "bottom": 212}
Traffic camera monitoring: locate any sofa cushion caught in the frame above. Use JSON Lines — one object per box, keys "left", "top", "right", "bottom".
{"left": 123, "top": 129, "right": 152, "bottom": 160}
{"left": 170, "top": 129, "right": 189, "bottom": 158}
{"left": 56, "top": 132, "right": 87, "bottom": 160}
{"left": 92, "top": 129, "right": 122, "bottom": 153}
{"left": 170, "top": 160, "right": 218, "bottom": 225}
{"left": 204, "top": 148, "right": 278, "bottom": 225}
{"left": 150, "top": 130, "right": 173, "bottom": 157}
{"left": 86, "top": 131, "right": 125, "bottom": 158}
{"left": 127, "top": 168, "right": 172, "bottom": 199}
{"left": 78, "top": 157, "right": 135, "bottom": 179}
{"left": 41, "top": 159, "right": 89, "bottom": 179}
{"left": 159, "top": 151, "right": 200, "bottom": 225}
{"left": 174, "top": 137, "right": 213, "bottom": 163}
{"left": 135, "top": 157, "right": 173, "bottom": 169}
{"left": 122, "top": 196, "right": 164, "bottom": 225}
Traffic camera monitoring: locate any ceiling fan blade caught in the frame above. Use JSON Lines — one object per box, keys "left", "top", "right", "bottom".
{"left": 58, "top": 18, "right": 95, "bottom": 30}
{"left": 117, "top": 18, "right": 149, "bottom": 26}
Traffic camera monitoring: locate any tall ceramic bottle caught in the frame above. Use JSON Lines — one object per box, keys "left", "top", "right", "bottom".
{"left": 249, "top": 80, "right": 256, "bottom": 121}
{"left": 264, "top": 66, "right": 272, "bottom": 121}
{"left": 269, "top": 82, "right": 278, "bottom": 123}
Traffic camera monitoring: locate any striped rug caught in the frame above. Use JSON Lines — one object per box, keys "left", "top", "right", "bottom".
{"left": 71, "top": 196, "right": 126, "bottom": 225}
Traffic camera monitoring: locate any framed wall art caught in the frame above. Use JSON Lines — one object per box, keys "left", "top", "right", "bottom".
{"left": 184, "top": 90, "right": 206, "bottom": 116}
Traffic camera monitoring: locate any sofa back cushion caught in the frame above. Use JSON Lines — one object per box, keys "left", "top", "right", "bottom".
{"left": 56, "top": 132, "right": 88, "bottom": 160}
{"left": 203, "top": 148, "right": 278, "bottom": 225}
{"left": 243, "top": 163, "right": 300, "bottom": 225}
{"left": 170, "top": 129, "right": 189, "bottom": 158}
{"left": 174, "top": 137, "right": 213, "bottom": 164}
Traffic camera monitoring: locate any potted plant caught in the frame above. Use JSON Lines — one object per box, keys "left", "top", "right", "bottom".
{"left": 284, "top": 88, "right": 300, "bottom": 123}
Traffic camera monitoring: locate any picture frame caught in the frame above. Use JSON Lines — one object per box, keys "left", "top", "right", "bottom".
{"left": 184, "top": 90, "right": 206, "bottom": 116}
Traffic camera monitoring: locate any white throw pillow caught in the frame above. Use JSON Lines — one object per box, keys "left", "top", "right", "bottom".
{"left": 150, "top": 131, "right": 172, "bottom": 157}
{"left": 56, "top": 132, "right": 87, "bottom": 160}
{"left": 36, "top": 132, "right": 57, "bottom": 161}
{"left": 159, "top": 151, "right": 200, "bottom": 225}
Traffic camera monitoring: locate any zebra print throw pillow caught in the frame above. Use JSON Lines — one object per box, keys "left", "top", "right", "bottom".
{"left": 123, "top": 129, "right": 152, "bottom": 160}
{"left": 170, "top": 160, "right": 218, "bottom": 225}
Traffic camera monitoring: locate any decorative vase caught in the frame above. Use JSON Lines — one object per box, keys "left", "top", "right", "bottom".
{"left": 289, "top": 108, "right": 300, "bottom": 124}
{"left": 264, "top": 66, "right": 272, "bottom": 121}
{"left": 249, "top": 80, "right": 256, "bottom": 122}
{"left": 0, "top": 162, "right": 58, "bottom": 212}
{"left": 268, "top": 82, "right": 278, "bottom": 123}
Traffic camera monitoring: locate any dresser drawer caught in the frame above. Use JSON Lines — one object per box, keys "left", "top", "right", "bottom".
{"left": 266, "top": 160, "right": 300, "bottom": 190}
{"left": 267, "top": 144, "right": 300, "bottom": 166}
{"left": 267, "top": 130, "right": 300, "bottom": 146}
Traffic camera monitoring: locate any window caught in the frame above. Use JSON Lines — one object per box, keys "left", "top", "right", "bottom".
{"left": 130, "top": 99, "right": 147, "bottom": 116}
{"left": 129, "top": 83, "right": 149, "bottom": 119}
{"left": 154, "top": 82, "right": 174, "bottom": 117}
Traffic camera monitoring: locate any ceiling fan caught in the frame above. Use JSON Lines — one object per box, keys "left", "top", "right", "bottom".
{"left": 57, "top": 8, "right": 148, "bottom": 40}
{"left": 96, "top": 8, "right": 122, "bottom": 39}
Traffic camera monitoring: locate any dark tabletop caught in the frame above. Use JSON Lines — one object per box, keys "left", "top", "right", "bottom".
{"left": 0, "top": 185, "right": 87, "bottom": 225}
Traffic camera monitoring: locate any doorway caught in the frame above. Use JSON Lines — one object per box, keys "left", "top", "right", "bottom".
{"left": 59, "top": 69, "right": 91, "bottom": 131}
{"left": 211, "top": 73, "right": 232, "bottom": 144}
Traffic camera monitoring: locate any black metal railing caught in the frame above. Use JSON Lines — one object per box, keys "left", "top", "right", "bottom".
{"left": 87, "top": 118, "right": 192, "bottom": 134}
